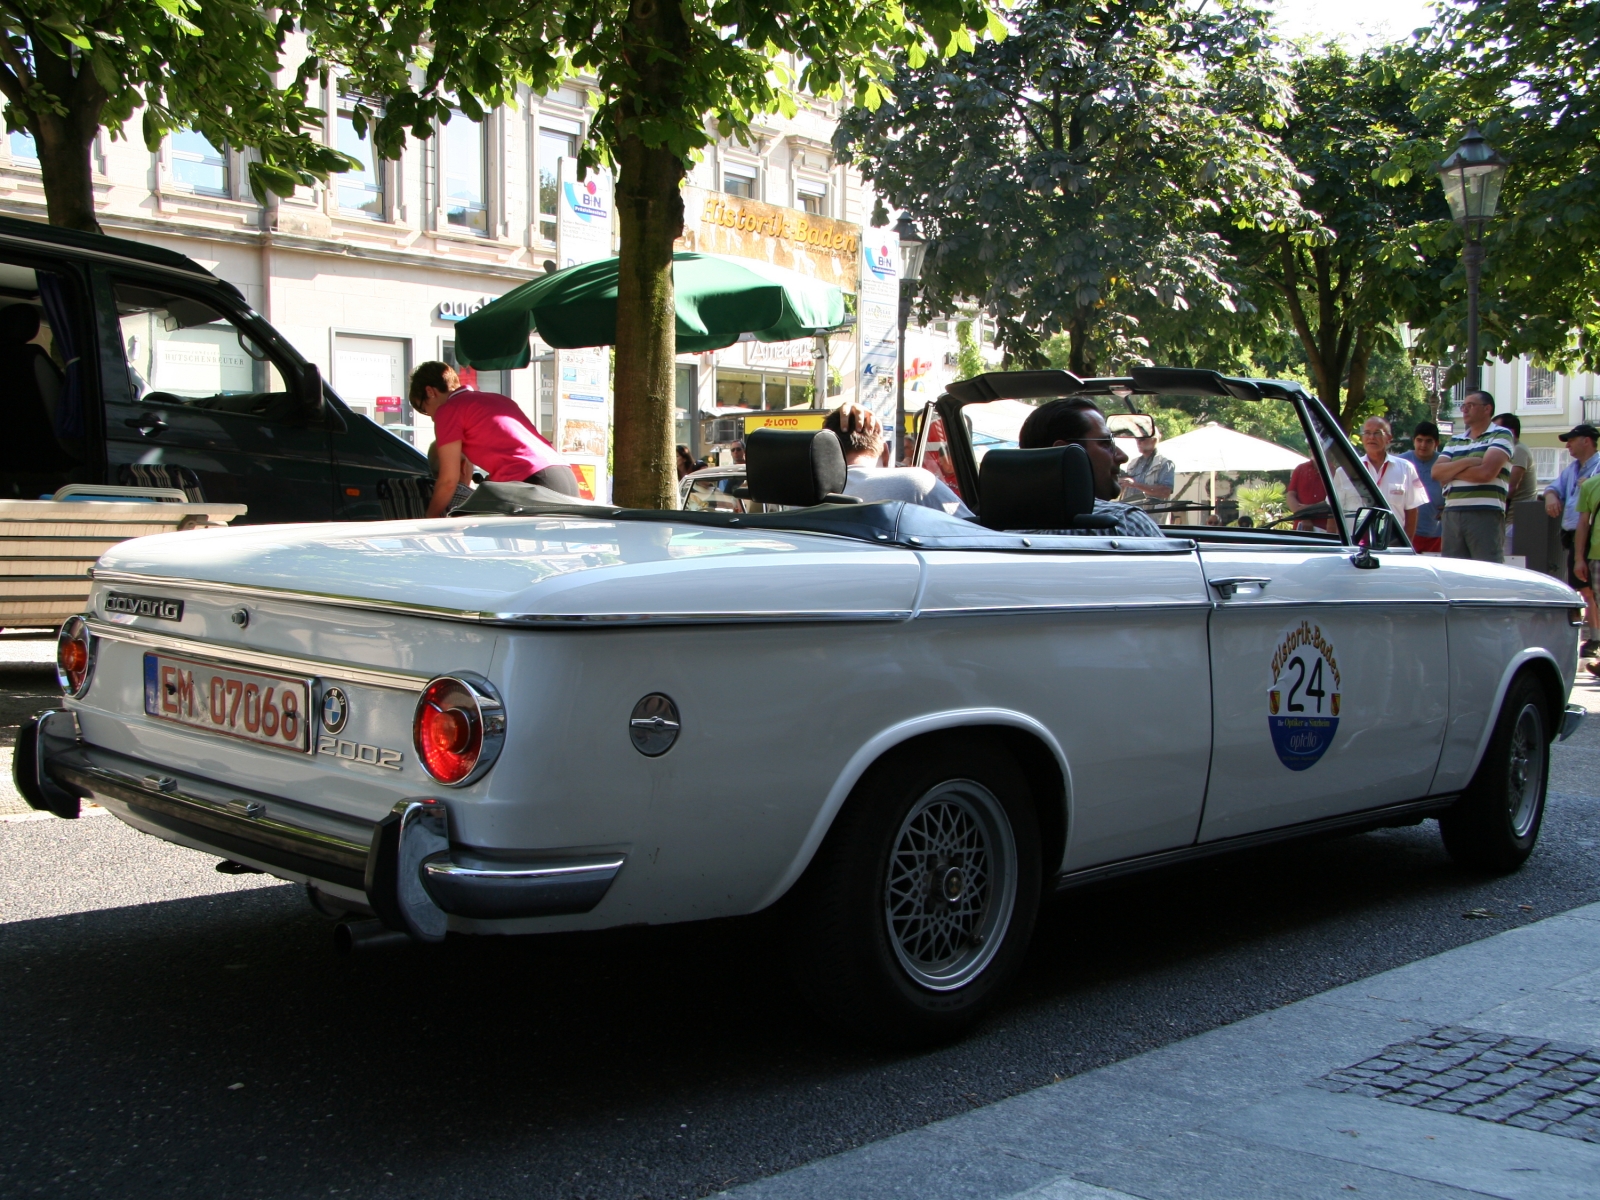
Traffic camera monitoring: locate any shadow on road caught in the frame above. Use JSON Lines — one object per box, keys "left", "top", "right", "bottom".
{"left": 5, "top": 795, "right": 1599, "bottom": 1200}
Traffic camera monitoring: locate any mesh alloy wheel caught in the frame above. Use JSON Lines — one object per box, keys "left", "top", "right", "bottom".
{"left": 884, "top": 779, "right": 1018, "bottom": 991}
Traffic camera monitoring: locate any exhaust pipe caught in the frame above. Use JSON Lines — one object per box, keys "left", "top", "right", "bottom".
{"left": 334, "top": 919, "right": 412, "bottom": 953}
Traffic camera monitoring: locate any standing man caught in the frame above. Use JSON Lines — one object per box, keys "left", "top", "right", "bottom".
{"left": 1430, "top": 390, "right": 1514, "bottom": 562}
{"left": 1334, "top": 416, "right": 1429, "bottom": 538}
{"left": 1286, "top": 454, "right": 1333, "bottom": 531}
{"left": 1400, "top": 420, "right": 1444, "bottom": 553}
{"left": 1541, "top": 421, "right": 1600, "bottom": 653}
{"left": 1119, "top": 427, "right": 1175, "bottom": 507}
{"left": 1495, "top": 412, "right": 1538, "bottom": 559}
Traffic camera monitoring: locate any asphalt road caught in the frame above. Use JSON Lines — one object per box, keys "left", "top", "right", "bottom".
{"left": 3, "top": 667, "right": 1599, "bottom": 1200}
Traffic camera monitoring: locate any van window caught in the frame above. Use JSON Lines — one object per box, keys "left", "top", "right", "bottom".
{"left": 114, "top": 281, "right": 297, "bottom": 418}
{"left": 0, "top": 259, "right": 86, "bottom": 497}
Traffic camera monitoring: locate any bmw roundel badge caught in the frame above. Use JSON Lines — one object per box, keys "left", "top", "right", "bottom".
{"left": 321, "top": 686, "right": 349, "bottom": 734}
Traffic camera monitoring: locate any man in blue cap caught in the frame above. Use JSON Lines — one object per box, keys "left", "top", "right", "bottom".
{"left": 1543, "top": 421, "right": 1600, "bottom": 655}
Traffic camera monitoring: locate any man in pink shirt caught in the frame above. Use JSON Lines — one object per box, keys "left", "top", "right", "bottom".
{"left": 408, "top": 362, "right": 577, "bottom": 516}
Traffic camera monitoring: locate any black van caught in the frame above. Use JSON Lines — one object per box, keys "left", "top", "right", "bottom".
{"left": 0, "top": 214, "right": 430, "bottom": 522}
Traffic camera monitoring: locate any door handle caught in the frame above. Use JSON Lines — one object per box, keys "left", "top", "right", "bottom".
{"left": 1210, "top": 576, "right": 1271, "bottom": 599}
{"left": 125, "top": 414, "right": 168, "bottom": 437}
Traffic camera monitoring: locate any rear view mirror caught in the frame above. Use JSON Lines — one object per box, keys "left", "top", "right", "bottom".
{"left": 1107, "top": 413, "right": 1156, "bottom": 440}
{"left": 297, "top": 362, "right": 325, "bottom": 421}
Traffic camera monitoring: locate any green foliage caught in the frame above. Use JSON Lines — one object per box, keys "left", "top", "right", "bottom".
{"left": 1237, "top": 481, "right": 1287, "bottom": 525}
{"left": 1227, "top": 43, "right": 1450, "bottom": 431}
{"left": 314, "top": 0, "right": 997, "bottom": 178}
{"left": 955, "top": 318, "right": 985, "bottom": 380}
{"left": 834, "top": 0, "right": 1309, "bottom": 377}
{"left": 1391, "top": 0, "right": 1600, "bottom": 377}
{"left": 0, "top": 0, "right": 359, "bottom": 224}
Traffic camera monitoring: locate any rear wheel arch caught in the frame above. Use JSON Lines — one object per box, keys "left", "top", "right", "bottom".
{"left": 758, "top": 713, "right": 1071, "bottom": 911}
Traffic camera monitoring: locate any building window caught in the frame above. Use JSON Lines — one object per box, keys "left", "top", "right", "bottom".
{"left": 170, "top": 130, "right": 229, "bottom": 197}
{"left": 336, "top": 111, "right": 385, "bottom": 220}
{"left": 722, "top": 162, "right": 757, "bottom": 199}
{"left": 537, "top": 126, "right": 578, "bottom": 244}
{"left": 1527, "top": 365, "right": 1557, "bottom": 400}
{"left": 797, "top": 179, "right": 828, "bottom": 216}
{"left": 442, "top": 113, "right": 488, "bottom": 235}
{"left": 9, "top": 128, "right": 36, "bottom": 161}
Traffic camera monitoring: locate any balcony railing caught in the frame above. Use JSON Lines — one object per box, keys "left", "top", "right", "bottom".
{"left": 1583, "top": 396, "right": 1600, "bottom": 425}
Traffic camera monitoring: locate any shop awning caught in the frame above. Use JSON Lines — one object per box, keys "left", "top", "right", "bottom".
{"left": 454, "top": 252, "right": 848, "bottom": 369}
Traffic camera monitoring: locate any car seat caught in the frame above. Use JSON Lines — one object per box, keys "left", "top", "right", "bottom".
{"left": 977, "top": 445, "right": 1114, "bottom": 530}
{"left": 0, "top": 303, "right": 76, "bottom": 472}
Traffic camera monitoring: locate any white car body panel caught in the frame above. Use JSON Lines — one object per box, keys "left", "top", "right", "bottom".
{"left": 46, "top": 506, "right": 1580, "bottom": 937}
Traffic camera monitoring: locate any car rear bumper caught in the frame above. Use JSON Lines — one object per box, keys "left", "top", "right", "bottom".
{"left": 23, "top": 712, "right": 625, "bottom": 936}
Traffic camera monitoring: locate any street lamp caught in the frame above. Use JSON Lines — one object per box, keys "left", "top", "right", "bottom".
{"left": 894, "top": 212, "right": 927, "bottom": 464}
{"left": 1436, "top": 127, "right": 1509, "bottom": 395}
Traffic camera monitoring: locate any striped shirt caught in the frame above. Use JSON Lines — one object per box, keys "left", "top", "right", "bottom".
{"left": 1438, "top": 425, "right": 1514, "bottom": 510}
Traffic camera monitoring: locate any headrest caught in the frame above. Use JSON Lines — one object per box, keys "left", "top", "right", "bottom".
{"left": 745, "top": 428, "right": 847, "bottom": 507}
{"left": 0, "top": 303, "right": 40, "bottom": 345}
{"left": 978, "top": 445, "right": 1099, "bottom": 531}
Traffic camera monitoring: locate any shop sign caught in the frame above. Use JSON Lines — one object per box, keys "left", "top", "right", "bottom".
{"left": 858, "top": 229, "right": 900, "bottom": 423}
{"left": 746, "top": 338, "right": 815, "bottom": 369}
{"left": 558, "top": 158, "right": 614, "bottom": 269}
{"left": 743, "top": 411, "right": 826, "bottom": 435}
{"left": 437, "top": 296, "right": 494, "bottom": 322}
{"left": 678, "top": 186, "right": 860, "bottom": 290}
{"left": 375, "top": 396, "right": 403, "bottom": 414}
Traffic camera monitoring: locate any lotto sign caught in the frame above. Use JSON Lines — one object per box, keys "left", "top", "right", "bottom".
{"left": 1267, "top": 621, "right": 1342, "bottom": 771}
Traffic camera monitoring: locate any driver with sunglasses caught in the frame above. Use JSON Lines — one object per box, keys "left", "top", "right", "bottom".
{"left": 1018, "top": 398, "right": 1165, "bottom": 538}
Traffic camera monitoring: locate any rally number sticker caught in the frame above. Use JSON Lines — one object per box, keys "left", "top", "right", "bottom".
{"left": 1267, "top": 622, "right": 1342, "bottom": 771}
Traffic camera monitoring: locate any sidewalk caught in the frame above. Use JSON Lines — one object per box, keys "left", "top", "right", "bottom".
{"left": 727, "top": 901, "right": 1600, "bottom": 1200}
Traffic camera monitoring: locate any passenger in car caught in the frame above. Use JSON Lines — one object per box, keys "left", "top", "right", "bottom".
{"left": 823, "top": 403, "right": 974, "bottom": 518}
{"left": 1017, "top": 399, "right": 1164, "bottom": 537}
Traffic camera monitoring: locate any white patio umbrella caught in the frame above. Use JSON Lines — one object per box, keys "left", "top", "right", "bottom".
{"left": 1156, "top": 422, "right": 1307, "bottom": 516}
{"left": 1157, "top": 423, "right": 1307, "bottom": 473}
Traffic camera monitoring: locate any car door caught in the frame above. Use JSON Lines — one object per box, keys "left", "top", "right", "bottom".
{"left": 1198, "top": 407, "right": 1450, "bottom": 842}
{"left": 102, "top": 275, "right": 336, "bottom": 524}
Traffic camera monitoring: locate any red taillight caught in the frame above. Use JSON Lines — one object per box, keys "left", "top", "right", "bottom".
{"left": 56, "top": 616, "right": 93, "bottom": 697}
{"left": 413, "top": 676, "right": 503, "bottom": 785}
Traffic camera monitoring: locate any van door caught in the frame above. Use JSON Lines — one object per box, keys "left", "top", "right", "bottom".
{"left": 103, "top": 277, "right": 335, "bottom": 524}
{"left": 0, "top": 255, "right": 96, "bottom": 500}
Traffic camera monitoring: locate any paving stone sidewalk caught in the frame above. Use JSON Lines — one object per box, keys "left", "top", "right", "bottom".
{"left": 727, "top": 901, "right": 1600, "bottom": 1200}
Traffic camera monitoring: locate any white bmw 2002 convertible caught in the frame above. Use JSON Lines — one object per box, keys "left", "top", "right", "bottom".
{"left": 18, "top": 368, "right": 1585, "bottom": 1044}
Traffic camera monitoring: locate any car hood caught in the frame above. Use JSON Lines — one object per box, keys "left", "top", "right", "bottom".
{"left": 93, "top": 515, "right": 923, "bottom": 622}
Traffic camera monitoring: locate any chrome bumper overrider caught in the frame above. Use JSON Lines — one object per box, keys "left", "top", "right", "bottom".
{"left": 1562, "top": 704, "right": 1586, "bottom": 741}
{"left": 25, "top": 716, "right": 625, "bottom": 938}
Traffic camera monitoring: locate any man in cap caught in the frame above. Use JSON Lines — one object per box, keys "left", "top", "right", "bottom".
{"left": 1119, "top": 426, "right": 1175, "bottom": 507}
{"left": 1542, "top": 421, "right": 1600, "bottom": 654}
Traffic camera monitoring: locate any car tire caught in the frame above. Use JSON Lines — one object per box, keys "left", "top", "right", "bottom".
{"left": 1439, "top": 673, "right": 1550, "bottom": 873}
{"left": 787, "top": 735, "right": 1041, "bottom": 1046}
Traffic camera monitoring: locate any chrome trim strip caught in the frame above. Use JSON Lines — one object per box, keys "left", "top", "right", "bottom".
{"left": 85, "top": 618, "right": 429, "bottom": 691}
{"left": 422, "top": 853, "right": 626, "bottom": 919}
{"left": 916, "top": 601, "right": 1211, "bottom": 619}
{"left": 91, "top": 569, "right": 914, "bottom": 627}
{"left": 91, "top": 569, "right": 489, "bottom": 623}
{"left": 1447, "top": 598, "right": 1581, "bottom": 610}
{"left": 1055, "top": 794, "right": 1459, "bottom": 891}
{"left": 494, "top": 609, "right": 913, "bottom": 625}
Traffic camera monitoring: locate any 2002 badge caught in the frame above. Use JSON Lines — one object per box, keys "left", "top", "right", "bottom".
{"left": 1267, "top": 621, "right": 1342, "bottom": 771}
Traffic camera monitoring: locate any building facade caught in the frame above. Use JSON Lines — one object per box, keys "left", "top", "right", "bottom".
{"left": 0, "top": 78, "right": 954, "bottom": 493}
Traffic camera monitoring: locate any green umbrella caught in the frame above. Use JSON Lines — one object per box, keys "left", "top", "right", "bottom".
{"left": 454, "top": 251, "right": 847, "bottom": 370}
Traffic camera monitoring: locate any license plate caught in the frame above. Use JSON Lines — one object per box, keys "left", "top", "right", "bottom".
{"left": 143, "top": 653, "right": 312, "bottom": 753}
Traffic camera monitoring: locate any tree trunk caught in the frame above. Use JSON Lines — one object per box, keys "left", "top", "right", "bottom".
{"left": 1339, "top": 328, "right": 1375, "bottom": 432}
{"left": 612, "top": 135, "right": 683, "bottom": 509}
{"left": 32, "top": 109, "right": 102, "bottom": 233}
{"left": 609, "top": 0, "right": 690, "bottom": 510}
